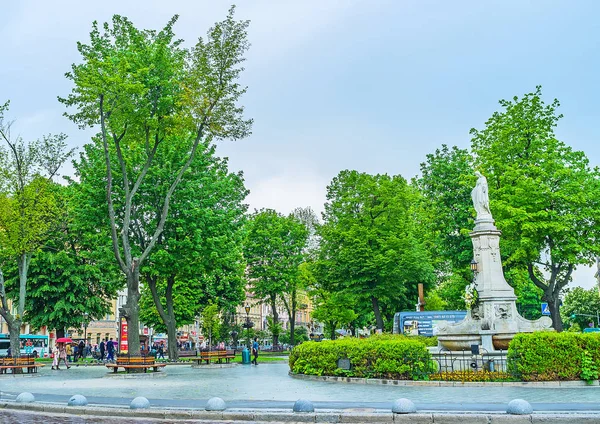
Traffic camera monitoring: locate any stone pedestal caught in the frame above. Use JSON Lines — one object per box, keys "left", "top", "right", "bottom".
{"left": 437, "top": 217, "right": 551, "bottom": 352}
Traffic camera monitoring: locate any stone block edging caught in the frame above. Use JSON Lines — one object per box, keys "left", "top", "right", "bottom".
{"left": 2, "top": 402, "right": 600, "bottom": 423}
{"left": 288, "top": 372, "right": 600, "bottom": 388}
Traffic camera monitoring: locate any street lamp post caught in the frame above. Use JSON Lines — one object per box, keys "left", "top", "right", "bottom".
{"left": 245, "top": 305, "right": 251, "bottom": 348}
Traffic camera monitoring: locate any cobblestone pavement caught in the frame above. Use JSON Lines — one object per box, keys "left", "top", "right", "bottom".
{"left": 1, "top": 363, "right": 599, "bottom": 408}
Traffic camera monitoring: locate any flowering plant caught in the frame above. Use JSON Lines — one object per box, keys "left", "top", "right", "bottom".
{"left": 463, "top": 282, "right": 479, "bottom": 309}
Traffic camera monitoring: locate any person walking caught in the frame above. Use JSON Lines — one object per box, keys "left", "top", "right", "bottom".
{"left": 51, "top": 345, "right": 59, "bottom": 370}
{"left": 57, "top": 343, "right": 71, "bottom": 369}
{"left": 251, "top": 337, "right": 259, "bottom": 365}
{"left": 157, "top": 343, "right": 165, "bottom": 360}
{"left": 76, "top": 340, "right": 85, "bottom": 366}
{"left": 107, "top": 338, "right": 115, "bottom": 361}
{"left": 99, "top": 339, "right": 106, "bottom": 361}
{"left": 66, "top": 343, "right": 73, "bottom": 362}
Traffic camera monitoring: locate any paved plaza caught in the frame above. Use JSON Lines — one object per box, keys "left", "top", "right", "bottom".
{"left": 1, "top": 363, "right": 600, "bottom": 412}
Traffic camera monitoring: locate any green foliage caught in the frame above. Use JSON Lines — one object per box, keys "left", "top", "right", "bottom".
{"left": 580, "top": 350, "right": 599, "bottom": 383}
{"left": 15, "top": 185, "right": 121, "bottom": 331}
{"left": 0, "top": 100, "right": 74, "bottom": 353}
{"left": 561, "top": 287, "right": 600, "bottom": 329}
{"left": 311, "top": 290, "right": 358, "bottom": 340}
{"left": 201, "top": 303, "right": 221, "bottom": 343}
{"left": 316, "top": 170, "right": 435, "bottom": 331}
{"left": 471, "top": 86, "right": 600, "bottom": 331}
{"left": 414, "top": 145, "right": 474, "bottom": 295}
{"left": 423, "top": 290, "right": 447, "bottom": 311}
{"left": 137, "top": 143, "right": 247, "bottom": 337}
{"left": 289, "top": 336, "right": 434, "bottom": 380}
{"left": 507, "top": 332, "right": 600, "bottom": 381}
{"left": 244, "top": 209, "right": 308, "bottom": 345}
{"left": 430, "top": 371, "right": 515, "bottom": 382}
{"left": 279, "top": 326, "right": 309, "bottom": 346}
{"left": 506, "top": 268, "right": 543, "bottom": 320}
{"left": 265, "top": 315, "right": 283, "bottom": 340}
{"left": 61, "top": 7, "right": 252, "bottom": 353}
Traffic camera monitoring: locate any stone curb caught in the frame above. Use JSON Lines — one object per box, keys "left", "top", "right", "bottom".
{"left": 2, "top": 402, "right": 600, "bottom": 423}
{"left": 288, "top": 372, "right": 600, "bottom": 388}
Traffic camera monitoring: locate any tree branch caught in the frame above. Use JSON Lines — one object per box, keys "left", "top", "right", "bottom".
{"left": 139, "top": 112, "right": 213, "bottom": 265}
{"left": 100, "top": 94, "right": 127, "bottom": 273}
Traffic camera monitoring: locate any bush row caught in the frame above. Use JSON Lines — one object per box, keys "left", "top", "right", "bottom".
{"left": 289, "top": 336, "right": 433, "bottom": 380}
{"left": 507, "top": 332, "right": 600, "bottom": 382}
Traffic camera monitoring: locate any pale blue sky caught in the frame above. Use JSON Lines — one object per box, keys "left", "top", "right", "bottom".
{"left": 2, "top": 0, "right": 599, "bottom": 289}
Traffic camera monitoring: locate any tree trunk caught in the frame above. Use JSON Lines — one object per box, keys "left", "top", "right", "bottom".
{"left": 371, "top": 296, "right": 384, "bottom": 331}
{"left": 8, "top": 319, "right": 22, "bottom": 373}
{"left": 17, "top": 253, "right": 30, "bottom": 321}
{"left": 528, "top": 263, "right": 569, "bottom": 333}
{"left": 56, "top": 328, "right": 65, "bottom": 338}
{"left": 289, "top": 291, "right": 297, "bottom": 347}
{"left": 547, "top": 295, "right": 563, "bottom": 332}
{"left": 166, "top": 319, "right": 178, "bottom": 361}
{"left": 329, "top": 322, "right": 337, "bottom": 340}
{"left": 123, "top": 269, "right": 141, "bottom": 360}
{"left": 270, "top": 295, "right": 279, "bottom": 346}
{"left": 147, "top": 274, "right": 179, "bottom": 361}
{"left": 165, "top": 277, "right": 178, "bottom": 361}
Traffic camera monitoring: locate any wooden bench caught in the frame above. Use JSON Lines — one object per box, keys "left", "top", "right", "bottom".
{"left": 192, "top": 350, "right": 235, "bottom": 365}
{"left": 0, "top": 357, "right": 45, "bottom": 374}
{"left": 106, "top": 355, "right": 166, "bottom": 373}
{"left": 178, "top": 350, "right": 198, "bottom": 358}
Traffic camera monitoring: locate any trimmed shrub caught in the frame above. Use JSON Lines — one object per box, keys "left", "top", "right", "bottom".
{"left": 507, "top": 332, "right": 600, "bottom": 381}
{"left": 289, "top": 336, "right": 433, "bottom": 380}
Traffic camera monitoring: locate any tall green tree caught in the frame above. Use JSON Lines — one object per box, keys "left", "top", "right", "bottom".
{"left": 137, "top": 144, "right": 247, "bottom": 359}
{"left": 561, "top": 287, "right": 600, "bottom": 329}
{"left": 414, "top": 145, "right": 474, "bottom": 306}
{"left": 201, "top": 302, "right": 221, "bottom": 346}
{"left": 17, "top": 185, "right": 120, "bottom": 337}
{"left": 317, "top": 170, "right": 435, "bottom": 331}
{"left": 471, "top": 86, "right": 600, "bottom": 331}
{"left": 311, "top": 290, "right": 358, "bottom": 340}
{"left": 244, "top": 210, "right": 308, "bottom": 346}
{"left": 60, "top": 9, "right": 252, "bottom": 353}
{"left": 0, "top": 101, "right": 73, "bottom": 357}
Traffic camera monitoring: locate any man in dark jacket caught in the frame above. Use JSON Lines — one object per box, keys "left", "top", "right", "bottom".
{"left": 99, "top": 339, "right": 106, "bottom": 361}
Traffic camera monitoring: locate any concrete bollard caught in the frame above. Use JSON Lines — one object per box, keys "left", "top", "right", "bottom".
{"left": 507, "top": 399, "right": 533, "bottom": 415}
{"left": 68, "top": 394, "right": 88, "bottom": 406}
{"left": 205, "top": 397, "right": 227, "bottom": 411}
{"left": 392, "top": 398, "right": 416, "bottom": 414}
{"left": 16, "top": 392, "right": 35, "bottom": 403}
{"left": 130, "top": 396, "right": 150, "bottom": 409}
{"left": 293, "top": 399, "right": 315, "bottom": 413}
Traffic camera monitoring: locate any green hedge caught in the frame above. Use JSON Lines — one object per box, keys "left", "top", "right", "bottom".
{"left": 507, "top": 332, "right": 600, "bottom": 381}
{"left": 289, "top": 336, "right": 433, "bottom": 380}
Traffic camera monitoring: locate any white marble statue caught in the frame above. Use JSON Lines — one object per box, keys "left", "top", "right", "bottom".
{"left": 471, "top": 171, "right": 492, "bottom": 219}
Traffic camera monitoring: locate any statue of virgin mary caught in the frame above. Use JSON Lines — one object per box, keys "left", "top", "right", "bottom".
{"left": 471, "top": 171, "right": 492, "bottom": 219}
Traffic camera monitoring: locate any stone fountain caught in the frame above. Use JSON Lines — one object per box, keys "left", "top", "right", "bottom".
{"left": 436, "top": 172, "right": 552, "bottom": 352}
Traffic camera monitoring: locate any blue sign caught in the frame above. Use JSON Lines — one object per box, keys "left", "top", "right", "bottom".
{"left": 541, "top": 303, "right": 551, "bottom": 316}
{"left": 394, "top": 311, "right": 467, "bottom": 337}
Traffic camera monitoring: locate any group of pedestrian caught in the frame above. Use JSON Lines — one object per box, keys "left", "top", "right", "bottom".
{"left": 51, "top": 343, "right": 71, "bottom": 370}
{"left": 98, "top": 337, "right": 116, "bottom": 361}
{"left": 51, "top": 337, "right": 116, "bottom": 370}
{"left": 150, "top": 342, "right": 166, "bottom": 359}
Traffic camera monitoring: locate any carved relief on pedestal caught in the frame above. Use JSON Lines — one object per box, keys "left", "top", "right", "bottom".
{"left": 471, "top": 305, "right": 484, "bottom": 320}
{"left": 494, "top": 303, "right": 512, "bottom": 319}
{"left": 479, "top": 237, "right": 490, "bottom": 250}
{"left": 490, "top": 237, "right": 500, "bottom": 250}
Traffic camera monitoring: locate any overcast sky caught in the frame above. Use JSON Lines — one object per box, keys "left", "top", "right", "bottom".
{"left": 2, "top": 0, "right": 600, "bottom": 291}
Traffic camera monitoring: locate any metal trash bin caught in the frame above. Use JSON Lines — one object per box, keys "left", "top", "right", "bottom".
{"left": 242, "top": 347, "right": 251, "bottom": 364}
